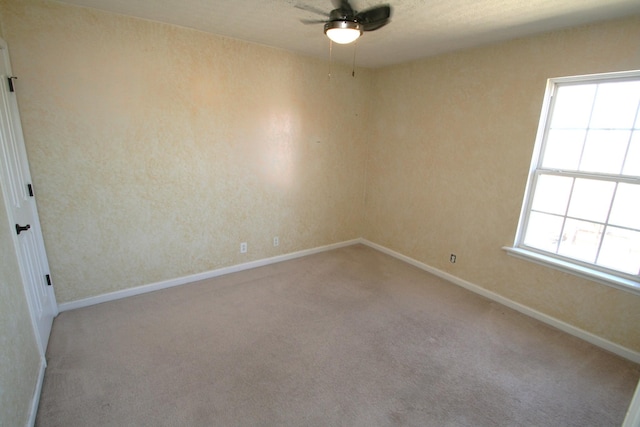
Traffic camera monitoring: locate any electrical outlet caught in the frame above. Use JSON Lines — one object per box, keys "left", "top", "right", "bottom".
{"left": 240, "top": 242, "right": 247, "bottom": 253}
{"left": 450, "top": 254, "right": 457, "bottom": 263}
{"left": 273, "top": 236, "right": 279, "bottom": 247}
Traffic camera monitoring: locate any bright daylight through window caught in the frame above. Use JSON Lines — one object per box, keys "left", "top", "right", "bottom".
{"left": 509, "top": 70, "right": 640, "bottom": 293}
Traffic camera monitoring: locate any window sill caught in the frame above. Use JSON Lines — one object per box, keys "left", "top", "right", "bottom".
{"left": 502, "top": 246, "right": 640, "bottom": 297}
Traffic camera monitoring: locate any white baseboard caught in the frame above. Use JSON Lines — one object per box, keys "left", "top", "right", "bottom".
{"left": 360, "top": 239, "right": 640, "bottom": 364}
{"left": 57, "top": 239, "right": 361, "bottom": 313}
{"left": 27, "top": 358, "right": 46, "bottom": 427}
{"left": 57, "top": 237, "right": 640, "bottom": 364}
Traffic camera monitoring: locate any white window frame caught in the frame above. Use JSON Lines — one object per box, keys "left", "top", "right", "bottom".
{"left": 504, "top": 70, "right": 640, "bottom": 296}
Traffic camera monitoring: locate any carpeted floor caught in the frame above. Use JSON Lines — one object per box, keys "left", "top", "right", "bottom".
{"left": 36, "top": 244, "right": 639, "bottom": 426}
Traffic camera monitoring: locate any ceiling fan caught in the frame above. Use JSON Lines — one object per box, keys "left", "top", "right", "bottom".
{"left": 297, "top": 0, "right": 392, "bottom": 44}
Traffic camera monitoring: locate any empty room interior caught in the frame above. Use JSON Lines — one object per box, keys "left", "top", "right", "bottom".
{"left": 1, "top": 0, "right": 640, "bottom": 425}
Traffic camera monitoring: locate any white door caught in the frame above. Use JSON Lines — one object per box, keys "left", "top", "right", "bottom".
{"left": 0, "top": 39, "right": 57, "bottom": 356}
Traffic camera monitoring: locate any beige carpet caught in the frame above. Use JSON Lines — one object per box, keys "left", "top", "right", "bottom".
{"left": 36, "top": 244, "right": 639, "bottom": 426}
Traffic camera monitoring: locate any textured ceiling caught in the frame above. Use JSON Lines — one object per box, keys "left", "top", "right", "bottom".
{"left": 53, "top": 0, "right": 640, "bottom": 68}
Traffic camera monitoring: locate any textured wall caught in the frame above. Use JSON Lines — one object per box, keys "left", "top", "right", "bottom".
{"left": 0, "top": 0, "right": 371, "bottom": 303}
{"left": 365, "top": 16, "right": 640, "bottom": 351}
{"left": 0, "top": 159, "right": 41, "bottom": 426}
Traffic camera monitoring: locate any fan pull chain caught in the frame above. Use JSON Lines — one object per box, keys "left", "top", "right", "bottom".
{"left": 328, "top": 40, "right": 333, "bottom": 81}
{"left": 352, "top": 40, "right": 358, "bottom": 77}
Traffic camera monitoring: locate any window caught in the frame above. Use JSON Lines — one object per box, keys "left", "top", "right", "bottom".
{"left": 507, "top": 70, "right": 640, "bottom": 294}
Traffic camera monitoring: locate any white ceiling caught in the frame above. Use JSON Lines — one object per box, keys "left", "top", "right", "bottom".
{"left": 53, "top": 0, "right": 640, "bottom": 68}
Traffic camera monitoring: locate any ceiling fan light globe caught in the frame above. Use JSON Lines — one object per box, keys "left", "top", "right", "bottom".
{"left": 324, "top": 21, "right": 362, "bottom": 44}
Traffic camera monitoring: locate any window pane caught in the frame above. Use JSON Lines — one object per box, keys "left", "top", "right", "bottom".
{"left": 558, "top": 219, "right": 603, "bottom": 263}
{"left": 590, "top": 81, "right": 640, "bottom": 129}
{"left": 517, "top": 72, "right": 640, "bottom": 280}
{"left": 523, "top": 212, "right": 563, "bottom": 253}
{"left": 622, "top": 131, "right": 640, "bottom": 177}
{"left": 541, "top": 130, "right": 585, "bottom": 170}
{"left": 566, "top": 178, "right": 615, "bottom": 223}
{"left": 531, "top": 174, "right": 572, "bottom": 215}
{"left": 579, "top": 130, "right": 630, "bottom": 174}
{"left": 550, "top": 84, "right": 596, "bottom": 129}
{"left": 597, "top": 226, "right": 640, "bottom": 275}
{"left": 608, "top": 183, "right": 640, "bottom": 230}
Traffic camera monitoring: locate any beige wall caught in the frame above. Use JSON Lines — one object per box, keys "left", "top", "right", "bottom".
{"left": 0, "top": 0, "right": 371, "bottom": 303}
{"left": 365, "top": 16, "right": 640, "bottom": 351}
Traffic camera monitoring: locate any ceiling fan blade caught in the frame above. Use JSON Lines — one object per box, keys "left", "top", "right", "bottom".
{"left": 356, "top": 4, "right": 391, "bottom": 31}
{"left": 295, "top": 3, "right": 330, "bottom": 18}
{"left": 300, "top": 18, "right": 328, "bottom": 25}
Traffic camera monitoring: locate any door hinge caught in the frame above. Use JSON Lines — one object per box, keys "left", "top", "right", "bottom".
{"left": 45, "top": 274, "right": 52, "bottom": 286}
{"left": 7, "top": 76, "right": 17, "bottom": 92}
{"left": 27, "top": 183, "right": 34, "bottom": 197}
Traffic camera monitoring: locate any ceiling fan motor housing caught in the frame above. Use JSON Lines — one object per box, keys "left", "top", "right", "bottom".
{"left": 329, "top": 9, "right": 355, "bottom": 21}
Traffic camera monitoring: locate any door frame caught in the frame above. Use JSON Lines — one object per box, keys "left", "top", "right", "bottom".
{"left": 0, "top": 37, "right": 58, "bottom": 357}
